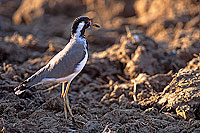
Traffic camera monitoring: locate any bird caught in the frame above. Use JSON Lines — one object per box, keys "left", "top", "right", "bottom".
{"left": 14, "top": 16, "right": 100, "bottom": 121}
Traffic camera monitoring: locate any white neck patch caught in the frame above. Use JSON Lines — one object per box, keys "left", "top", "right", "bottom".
{"left": 74, "top": 21, "right": 85, "bottom": 38}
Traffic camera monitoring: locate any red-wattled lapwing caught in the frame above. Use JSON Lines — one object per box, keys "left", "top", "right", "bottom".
{"left": 14, "top": 16, "right": 100, "bottom": 121}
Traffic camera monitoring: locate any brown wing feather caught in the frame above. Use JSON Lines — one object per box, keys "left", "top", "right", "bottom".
{"left": 25, "top": 39, "right": 87, "bottom": 87}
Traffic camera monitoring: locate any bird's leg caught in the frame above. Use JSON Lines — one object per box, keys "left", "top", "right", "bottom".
{"left": 63, "top": 82, "right": 75, "bottom": 121}
{"left": 61, "top": 82, "right": 68, "bottom": 120}
{"left": 66, "top": 95, "right": 75, "bottom": 123}
{"left": 61, "top": 82, "right": 65, "bottom": 97}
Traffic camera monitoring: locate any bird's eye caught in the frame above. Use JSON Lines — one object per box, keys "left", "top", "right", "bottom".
{"left": 87, "top": 20, "right": 90, "bottom": 24}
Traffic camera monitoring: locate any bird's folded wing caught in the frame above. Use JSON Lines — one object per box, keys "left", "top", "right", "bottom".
{"left": 25, "top": 40, "right": 86, "bottom": 87}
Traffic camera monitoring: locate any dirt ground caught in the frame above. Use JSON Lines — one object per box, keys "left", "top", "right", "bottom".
{"left": 0, "top": 0, "right": 200, "bottom": 132}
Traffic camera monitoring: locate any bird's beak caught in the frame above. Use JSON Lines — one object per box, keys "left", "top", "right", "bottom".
{"left": 90, "top": 21, "right": 100, "bottom": 28}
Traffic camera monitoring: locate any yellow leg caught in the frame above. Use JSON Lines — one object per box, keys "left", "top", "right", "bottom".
{"left": 63, "top": 82, "right": 74, "bottom": 119}
{"left": 61, "top": 82, "right": 68, "bottom": 120}
{"left": 61, "top": 82, "right": 65, "bottom": 97}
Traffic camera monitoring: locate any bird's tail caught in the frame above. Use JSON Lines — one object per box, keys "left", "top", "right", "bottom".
{"left": 14, "top": 71, "right": 42, "bottom": 95}
{"left": 14, "top": 81, "right": 29, "bottom": 95}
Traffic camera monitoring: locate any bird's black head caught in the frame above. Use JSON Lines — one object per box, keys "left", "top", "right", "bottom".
{"left": 71, "top": 16, "right": 100, "bottom": 38}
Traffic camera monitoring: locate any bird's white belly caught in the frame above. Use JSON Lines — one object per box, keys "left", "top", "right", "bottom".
{"left": 74, "top": 50, "right": 88, "bottom": 72}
